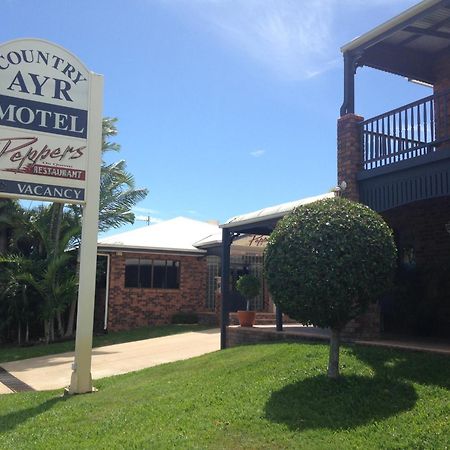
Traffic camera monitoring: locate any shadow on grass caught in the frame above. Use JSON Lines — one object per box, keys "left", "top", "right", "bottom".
{"left": 265, "top": 374, "right": 417, "bottom": 431}
{"left": 350, "top": 345, "right": 450, "bottom": 390}
{"left": 0, "top": 396, "right": 68, "bottom": 433}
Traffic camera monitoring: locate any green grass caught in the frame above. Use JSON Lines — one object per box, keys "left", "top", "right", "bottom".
{"left": 0, "top": 342, "right": 449, "bottom": 449}
{"left": 0, "top": 324, "right": 213, "bottom": 364}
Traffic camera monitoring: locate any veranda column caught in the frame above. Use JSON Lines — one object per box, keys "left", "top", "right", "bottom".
{"left": 220, "top": 229, "right": 232, "bottom": 349}
{"left": 337, "top": 113, "right": 364, "bottom": 202}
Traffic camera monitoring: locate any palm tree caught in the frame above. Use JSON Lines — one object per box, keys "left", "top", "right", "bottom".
{"left": 0, "top": 117, "right": 148, "bottom": 343}
{"left": 64, "top": 117, "right": 148, "bottom": 336}
{"left": 0, "top": 199, "right": 21, "bottom": 254}
{"left": 0, "top": 204, "right": 80, "bottom": 343}
{"left": 68, "top": 117, "right": 148, "bottom": 234}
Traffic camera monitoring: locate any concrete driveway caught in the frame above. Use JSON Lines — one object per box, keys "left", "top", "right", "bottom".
{"left": 0, "top": 328, "right": 220, "bottom": 393}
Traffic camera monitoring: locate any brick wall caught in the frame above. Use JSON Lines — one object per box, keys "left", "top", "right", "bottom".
{"left": 382, "top": 197, "right": 450, "bottom": 269}
{"left": 433, "top": 52, "right": 450, "bottom": 93}
{"left": 341, "top": 304, "right": 381, "bottom": 339}
{"left": 337, "top": 113, "right": 364, "bottom": 202}
{"left": 107, "top": 252, "right": 207, "bottom": 331}
{"left": 337, "top": 112, "right": 381, "bottom": 338}
{"left": 433, "top": 53, "right": 450, "bottom": 142}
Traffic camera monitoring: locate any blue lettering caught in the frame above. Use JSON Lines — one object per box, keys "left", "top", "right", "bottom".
{"left": 7, "top": 71, "right": 29, "bottom": 94}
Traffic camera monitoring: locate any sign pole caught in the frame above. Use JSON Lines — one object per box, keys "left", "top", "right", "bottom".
{"left": 68, "top": 73, "right": 103, "bottom": 394}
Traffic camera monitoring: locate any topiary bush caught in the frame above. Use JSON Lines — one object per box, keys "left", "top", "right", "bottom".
{"left": 236, "top": 274, "right": 261, "bottom": 311}
{"left": 264, "top": 197, "right": 397, "bottom": 378}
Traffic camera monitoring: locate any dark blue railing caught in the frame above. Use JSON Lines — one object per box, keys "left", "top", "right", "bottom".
{"left": 360, "top": 90, "right": 450, "bottom": 170}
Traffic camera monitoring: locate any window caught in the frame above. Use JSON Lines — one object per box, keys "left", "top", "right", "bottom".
{"left": 125, "top": 258, "right": 180, "bottom": 289}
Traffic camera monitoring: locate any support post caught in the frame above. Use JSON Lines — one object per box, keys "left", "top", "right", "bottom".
{"left": 220, "top": 229, "right": 231, "bottom": 350}
{"left": 340, "top": 52, "right": 357, "bottom": 117}
{"left": 276, "top": 305, "right": 283, "bottom": 332}
{"left": 68, "top": 73, "right": 103, "bottom": 394}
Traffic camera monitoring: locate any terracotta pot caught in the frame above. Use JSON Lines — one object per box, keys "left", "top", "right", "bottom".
{"left": 237, "top": 310, "right": 256, "bottom": 327}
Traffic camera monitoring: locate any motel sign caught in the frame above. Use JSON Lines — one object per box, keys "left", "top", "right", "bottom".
{"left": 0, "top": 39, "right": 103, "bottom": 394}
{"left": 0, "top": 39, "right": 91, "bottom": 203}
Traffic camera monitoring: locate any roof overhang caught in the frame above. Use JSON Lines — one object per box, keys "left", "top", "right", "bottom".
{"left": 342, "top": 0, "right": 450, "bottom": 84}
{"left": 96, "top": 244, "right": 206, "bottom": 256}
{"left": 220, "top": 192, "right": 335, "bottom": 235}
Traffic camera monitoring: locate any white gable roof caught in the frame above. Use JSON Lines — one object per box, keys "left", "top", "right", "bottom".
{"left": 98, "top": 216, "right": 220, "bottom": 254}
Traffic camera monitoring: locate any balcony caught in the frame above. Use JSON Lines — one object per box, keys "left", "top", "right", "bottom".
{"left": 360, "top": 90, "right": 450, "bottom": 171}
{"left": 360, "top": 91, "right": 450, "bottom": 173}
{"left": 337, "top": 1, "right": 450, "bottom": 212}
{"left": 356, "top": 91, "right": 450, "bottom": 212}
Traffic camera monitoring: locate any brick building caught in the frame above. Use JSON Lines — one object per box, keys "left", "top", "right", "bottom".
{"left": 338, "top": 0, "right": 450, "bottom": 338}
{"left": 96, "top": 217, "right": 267, "bottom": 332}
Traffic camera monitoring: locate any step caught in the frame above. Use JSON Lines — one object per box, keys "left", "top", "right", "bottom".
{"left": 229, "top": 312, "right": 297, "bottom": 326}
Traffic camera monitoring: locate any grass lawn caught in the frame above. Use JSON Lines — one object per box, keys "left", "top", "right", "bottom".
{"left": 0, "top": 342, "right": 449, "bottom": 449}
{"left": 0, "top": 324, "right": 213, "bottom": 364}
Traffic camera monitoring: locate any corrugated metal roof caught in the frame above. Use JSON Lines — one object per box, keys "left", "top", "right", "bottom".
{"left": 341, "top": 0, "right": 450, "bottom": 83}
{"left": 221, "top": 192, "right": 335, "bottom": 229}
{"left": 341, "top": 0, "right": 446, "bottom": 53}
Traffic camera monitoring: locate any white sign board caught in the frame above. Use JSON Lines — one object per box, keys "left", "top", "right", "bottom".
{"left": 0, "top": 39, "right": 91, "bottom": 203}
{"left": 0, "top": 38, "right": 104, "bottom": 394}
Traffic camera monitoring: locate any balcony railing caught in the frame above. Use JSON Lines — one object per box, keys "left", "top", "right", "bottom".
{"left": 360, "top": 90, "right": 450, "bottom": 171}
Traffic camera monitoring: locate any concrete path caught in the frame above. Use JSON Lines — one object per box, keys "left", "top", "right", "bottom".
{"left": 0, "top": 328, "right": 220, "bottom": 393}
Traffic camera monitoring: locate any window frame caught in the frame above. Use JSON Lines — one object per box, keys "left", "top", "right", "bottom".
{"left": 124, "top": 258, "right": 180, "bottom": 289}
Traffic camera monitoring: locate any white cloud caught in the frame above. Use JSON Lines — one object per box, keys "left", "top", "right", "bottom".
{"left": 159, "top": 0, "right": 416, "bottom": 80}
{"left": 250, "top": 149, "right": 265, "bottom": 158}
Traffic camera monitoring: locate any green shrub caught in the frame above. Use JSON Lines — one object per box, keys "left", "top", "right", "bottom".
{"left": 264, "top": 197, "right": 397, "bottom": 377}
{"left": 236, "top": 274, "right": 261, "bottom": 311}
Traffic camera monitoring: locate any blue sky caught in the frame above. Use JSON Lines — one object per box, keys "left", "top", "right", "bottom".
{"left": 2, "top": 0, "right": 429, "bottom": 234}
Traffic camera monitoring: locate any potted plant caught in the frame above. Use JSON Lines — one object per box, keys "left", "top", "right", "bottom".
{"left": 236, "top": 274, "right": 260, "bottom": 327}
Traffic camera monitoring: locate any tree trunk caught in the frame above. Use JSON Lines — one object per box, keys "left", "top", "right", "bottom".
{"left": 65, "top": 299, "right": 77, "bottom": 337}
{"left": 65, "top": 247, "right": 80, "bottom": 338}
{"left": 17, "top": 320, "right": 21, "bottom": 346}
{"left": 50, "top": 317, "right": 55, "bottom": 342}
{"left": 50, "top": 203, "right": 64, "bottom": 251}
{"left": 327, "top": 328, "right": 341, "bottom": 379}
{"left": 56, "top": 311, "right": 64, "bottom": 337}
{"left": 44, "top": 320, "right": 50, "bottom": 344}
{"left": 25, "top": 322, "right": 29, "bottom": 343}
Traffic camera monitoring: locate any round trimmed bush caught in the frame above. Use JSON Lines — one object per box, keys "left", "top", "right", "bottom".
{"left": 236, "top": 274, "right": 260, "bottom": 311}
{"left": 264, "top": 197, "right": 397, "bottom": 377}
{"left": 265, "top": 197, "right": 396, "bottom": 329}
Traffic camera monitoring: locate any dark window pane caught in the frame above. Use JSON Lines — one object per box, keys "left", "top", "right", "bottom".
{"left": 153, "top": 260, "right": 166, "bottom": 288}
{"left": 140, "top": 259, "right": 152, "bottom": 288}
{"left": 166, "top": 260, "right": 180, "bottom": 289}
{"left": 125, "top": 259, "right": 139, "bottom": 288}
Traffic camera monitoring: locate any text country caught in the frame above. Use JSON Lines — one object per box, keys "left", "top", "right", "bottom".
{"left": 0, "top": 49, "right": 87, "bottom": 85}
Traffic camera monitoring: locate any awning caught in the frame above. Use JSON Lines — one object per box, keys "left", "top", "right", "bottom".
{"left": 342, "top": 0, "right": 450, "bottom": 84}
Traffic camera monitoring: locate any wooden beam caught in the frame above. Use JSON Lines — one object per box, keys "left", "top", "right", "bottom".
{"left": 405, "top": 25, "right": 450, "bottom": 40}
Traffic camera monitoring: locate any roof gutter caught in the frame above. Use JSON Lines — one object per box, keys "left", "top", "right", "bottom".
{"left": 97, "top": 244, "right": 206, "bottom": 255}
{"left": 220, "top": 211, "right": 287, "bottom": 230}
